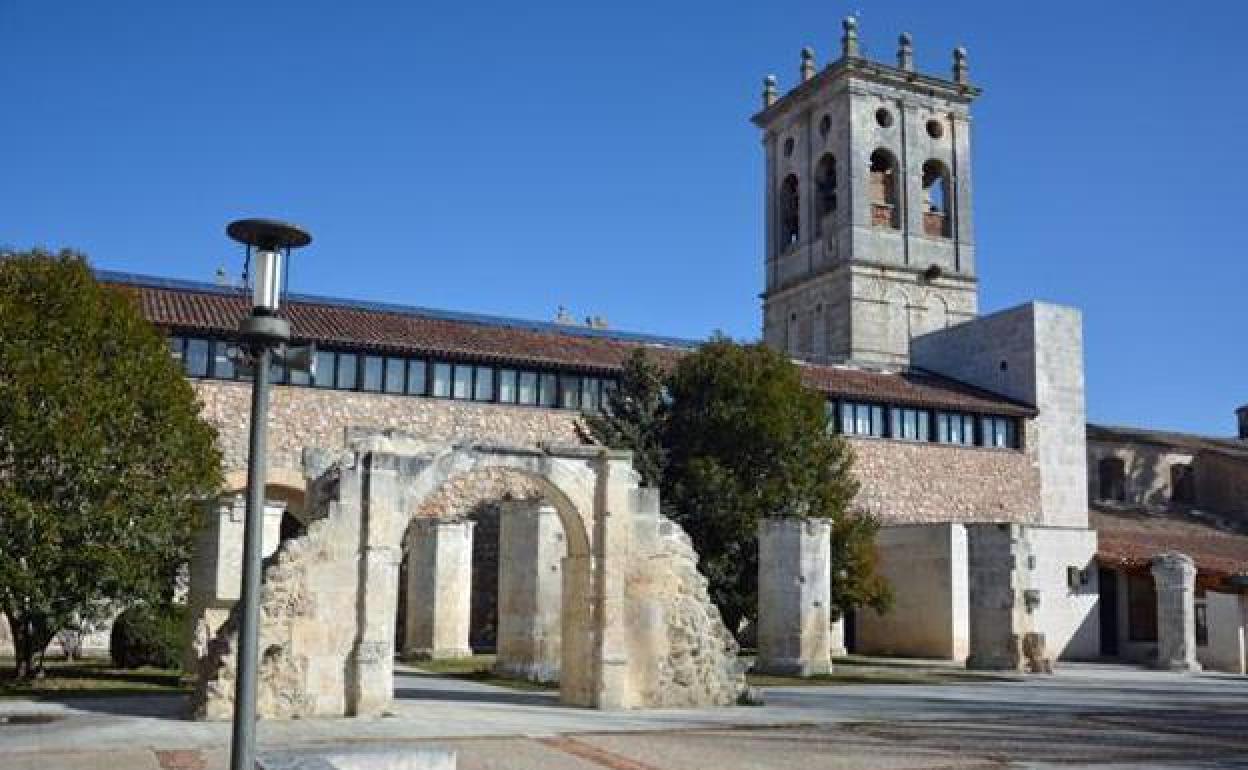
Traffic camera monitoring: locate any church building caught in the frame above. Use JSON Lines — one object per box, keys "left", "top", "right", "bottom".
{"left": 6, "top": 18, "right": 1244, "bottom": 678}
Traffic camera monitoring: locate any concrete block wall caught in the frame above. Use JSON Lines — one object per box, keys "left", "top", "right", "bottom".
{"left": 1200, "top": 591, "right": 1247, "bottom": 674}
{"left": 856, "top": 523, "right": 969, "bottom": 660}
{"left": 756, "top": 517, "right": 833, "bottom": 676}
{"left": 912, "top": 301, "right": 1089, "bottom": 529}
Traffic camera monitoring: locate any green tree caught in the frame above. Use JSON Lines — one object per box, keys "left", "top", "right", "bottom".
{"left": 582, "top": 348, "right": 667, "bottom": 487}
{"left": 0, "top": 251, "right": 221, "bottom": 679}
{"left": 660, "top": 336, "right": 888, "bottom": 635}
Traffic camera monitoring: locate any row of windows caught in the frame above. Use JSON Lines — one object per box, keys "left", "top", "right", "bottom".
{"left": 168, "top": 335, "right": 617, "bottom": 411}
{"left": 168, "top": 336, "right": 1022, "bottom": 447}
{"left": 830, "top": 400, "right": 1020, "bottom": 449}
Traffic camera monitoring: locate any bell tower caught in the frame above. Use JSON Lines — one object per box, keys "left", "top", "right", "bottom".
{"left": 754, "top": 18, "right": 982, "bottom": 366}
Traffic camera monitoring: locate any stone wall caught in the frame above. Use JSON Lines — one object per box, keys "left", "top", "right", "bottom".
{"left": 849, "top": 432, "right": 1041, "bottom": 525}
{"left": 194, "top": 381, "right": 585, "bottom": 475}
{"left": 912, "top": 302, "right": 1089, "bottom": 529}
{"left": 1087, "top": 439, "right": 1194, "bottom": 511}
{"left": 1194, "top": 450, "right": 1248, "bottom": 522}
{"left": 856, "top": 524, "right": 969, "bottom": 660}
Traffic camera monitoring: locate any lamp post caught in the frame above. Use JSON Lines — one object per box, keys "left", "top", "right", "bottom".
{"left": 225, "top": 218, "right": 313, "bottom": 770}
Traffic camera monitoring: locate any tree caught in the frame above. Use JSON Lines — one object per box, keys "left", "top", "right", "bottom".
{"left": 0, "top": 251, "right": 221, "bottom": 679}
{"left": 582, "top": 348, "right": 667, "bottom": 487}
{"left": 660, "top": 336, "right": 887, "bottom": 635}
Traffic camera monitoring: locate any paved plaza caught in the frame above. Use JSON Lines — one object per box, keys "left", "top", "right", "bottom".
{"left": 0, "top": 664, "right": 1245, "bottom": 769}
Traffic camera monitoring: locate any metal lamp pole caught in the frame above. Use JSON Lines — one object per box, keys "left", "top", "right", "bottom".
{"left": 225, "top": 218, "right": 312, "bottom": 770}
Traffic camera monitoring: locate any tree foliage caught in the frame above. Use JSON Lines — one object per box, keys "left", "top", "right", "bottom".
{"left": 0, "top": 251, "right": 221, "bottom": 679}
{"left": 586, "top": 336, "right": 890, "bottom": 636}
{"left": 581, "top": 349, "right": 666, "bottom": 487}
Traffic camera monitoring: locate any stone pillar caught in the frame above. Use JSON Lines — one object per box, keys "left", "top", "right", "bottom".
{"left": 829, "top": 616, "right": 848, "bottom": 658}
{"left": 756, "top": 517, "right": 833, "bottom": 676}
{"left": 185, "top": 496, "right": 285, "bottom": 671}
{"left": 403, "top": 518, "right": 475, "bottom": 660}
{"left": 589, "top": 451, "right": 637, "bottom": 709}
{"left": 1151, "top": 552, "right": 1201, "bottom": 672}
{"left": 496, "top": 501, "right": 565, "bottom": 682}
{"left": 965, "top": 523, "right": 1029, "bottom": 671}
{"left": 348, "top": 452, "right": 405, "bottom": 716}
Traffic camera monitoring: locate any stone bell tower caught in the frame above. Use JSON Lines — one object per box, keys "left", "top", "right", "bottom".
{"left": 754, "top": 18, "right": 982, "bottom": 366}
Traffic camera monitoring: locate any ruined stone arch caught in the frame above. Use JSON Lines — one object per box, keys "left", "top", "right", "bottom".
{"left": 221, "top": 468, "right": 307, "bottom": 518}
{"left": 192, "top": 437, "right": 744, "bottom": 720}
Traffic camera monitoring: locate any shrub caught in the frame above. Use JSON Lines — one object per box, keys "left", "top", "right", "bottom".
{"left": 110, "top": 604, "right": 186, "bottom": 670}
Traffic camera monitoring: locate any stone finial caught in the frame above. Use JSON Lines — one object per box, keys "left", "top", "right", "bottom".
{"left": 898, "top": 32, "right": 914, "bottom": 71}
{"left": 953, "top": 46, "right": 969, "bottom": 84}
{"left": 841, "top": 16, "right": 860, "bottom": 58}
{"left": 762, "top": 74, "right": 778, "bottom": 107}
{"left": 800, "top": 46, "right": 817, "bottom": 81}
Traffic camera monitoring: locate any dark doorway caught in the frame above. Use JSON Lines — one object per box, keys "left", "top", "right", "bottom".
{"left": 1098, "top": 567, "right": 1120, "bottom": 657}
{"left": 843, "top": 609, "right": 857, "bottom": 654}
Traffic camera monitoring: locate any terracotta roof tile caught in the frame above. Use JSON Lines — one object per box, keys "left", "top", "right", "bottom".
{"left": 104, "top": 271, "right": 1035, "bottom": 418}
{"left": 1092, "top": 507, "right": 1248, "bottom": 579}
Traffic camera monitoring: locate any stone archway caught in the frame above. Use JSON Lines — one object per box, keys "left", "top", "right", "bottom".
{"left": 192, "top": 434, "right": 745, "bottom": 720}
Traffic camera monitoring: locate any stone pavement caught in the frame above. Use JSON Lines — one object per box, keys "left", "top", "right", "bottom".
{"left": 0, "top": 664, "right": 1245, "bottom": 769}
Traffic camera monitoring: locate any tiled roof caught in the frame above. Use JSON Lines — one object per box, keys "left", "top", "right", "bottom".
{"left": 102, "top": 270, "right": 1036, "bottom": 417}
{"left": 1087, "top": 423, "right": 1248, "bottom": 458}
{"left": 1092, "top": 506, "right": 1248, "bottom": 579}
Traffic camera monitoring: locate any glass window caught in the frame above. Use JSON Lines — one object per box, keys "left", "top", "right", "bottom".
{"left": 384, "top": 358, "right": 406, "bottom": 394}
{"left": 336, "top": 353, "right": 358, "bottom": 390}
{"left": 452, "top": 365, "right": 473, "bottom": 399}
{"left": 212, "top": 341, "right": 234, "bottom": 380}
{"left": 601, "top": 379, "right": 618, "bottom": 408}
{"left": 539, "top": 373, "right": 557, "bottom": 407}
{"left": 474, "top": 366, "right": 494, "bottom": 401}
{"left": 288, "top": 360, "right": 310, "bottom": 386}
{"left": 581, "top": 377, "right": 600, "bottom": 412}
{"left": 559, "top": 375, "right": 580, "bottom": 409}
{"left": 889, "top": 408, "right": 929, "bottom": 441}
{"left": 981, "top": 416, "right": 1014, "bottom": 448}
{"left": 839, "top": 401, "right": 883, "bottom": 437}
{"left": 937, "top": 412, "right": 975, "bottom": 445}
{"left": 168, "top": 336, "right": 184, "bottom": 363}
{"left": 407, "top": 360, "right": 426, "bottom": 395}
{"left": 314, "top": 351, "right": 336, "bottom": 388}
{"left": 518, "top": 371, "right": 538, "bottom": 405}
{"left": 268, "top": 359, "right": 287, "bottom": 385}
{"left": 361, "top": 356, "right": 383, "bottom": 392}
{"left": 498, "top": 369, "right": 517, "bottom": 403}
{"left": 186, "top": 338, "right": 210, "bottom": 378}
{"left": 431, "top": 362, "right": 452, "bottom": 398}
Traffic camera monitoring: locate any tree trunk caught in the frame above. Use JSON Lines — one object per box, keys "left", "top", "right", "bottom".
{"left": 7, "top": 612, "right": 52, "bottom": 681}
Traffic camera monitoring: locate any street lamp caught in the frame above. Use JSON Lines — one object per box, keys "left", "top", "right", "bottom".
{"left": 224, "top": 218, "right": 313, "bottom": 770}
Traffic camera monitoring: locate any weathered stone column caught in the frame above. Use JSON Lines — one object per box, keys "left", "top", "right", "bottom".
{"left": 1151, "top": 551, "right": 1201, "bottom": 672}
{"left": 404, "top": 518, "right": 475, "bottom": 660}
{"left": 496, "top": 501, "right": 565, "bottom": 682}
{"left": 348, "top": 452, "right": 405, "bottom": 716}
{"left": 589, "top": 451, "right": 636, "bottom": 709}
{"left": 756, "top": 517, "right": 833, "bottom": 676}
{"left": 965, "top": 523, "right": 1029, "bottom": 671}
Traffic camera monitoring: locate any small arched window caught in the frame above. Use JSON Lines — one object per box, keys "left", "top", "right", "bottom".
{"left": 778, "top": 174, "right": 800, "bottom": 250}
{"left": 922, "top": 159, "right": 952, "bottom": 237}
{"left": 1099, "top": 457, "right": 1126, "bottom": 503}
{"left": 815, "top": 154, "right": 837, "bottom": 236}
{"left": 869, "top": 149, "right": 900, "bottom": 229}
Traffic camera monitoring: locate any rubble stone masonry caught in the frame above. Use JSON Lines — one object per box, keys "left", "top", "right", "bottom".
{"left": 193, "top": 380, "right": 1042, "bottom": 526}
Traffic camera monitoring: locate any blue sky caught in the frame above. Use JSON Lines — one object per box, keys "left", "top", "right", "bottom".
{"left": 3, "top": 1, "right": 1245, "bottom": 435}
